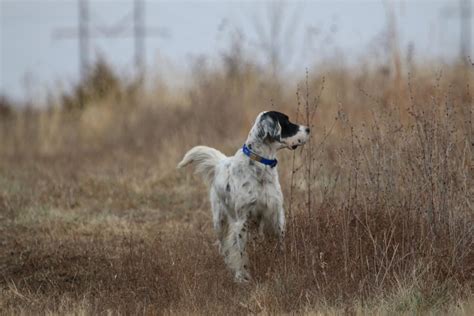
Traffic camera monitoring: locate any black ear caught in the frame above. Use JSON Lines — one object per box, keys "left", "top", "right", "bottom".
{"left": 265, "top": 111, "right": 299, "bottom": 139}
{"left": 259, "top": 112, "right": 281, "bottom": 141}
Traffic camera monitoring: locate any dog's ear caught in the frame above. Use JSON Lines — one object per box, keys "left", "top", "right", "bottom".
{"left": 259, "top": 112, "right": 281, "bottom": 141}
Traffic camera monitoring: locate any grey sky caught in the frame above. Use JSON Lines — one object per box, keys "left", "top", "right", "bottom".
{"left": 0, "top": 0, "right": 465, "bottom": 101}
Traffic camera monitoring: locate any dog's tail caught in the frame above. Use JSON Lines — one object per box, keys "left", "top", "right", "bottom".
{"left": 177, "top": 146, "right": 227, "bottom": 184}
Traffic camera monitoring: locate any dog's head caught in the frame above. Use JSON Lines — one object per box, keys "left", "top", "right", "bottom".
{"left": 255, "top": 111, "right": 310, "bottom": 150}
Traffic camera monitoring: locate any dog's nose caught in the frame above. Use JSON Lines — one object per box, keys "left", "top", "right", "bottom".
{"left": 305, "top": 127, "right": 310, "bottom": 134}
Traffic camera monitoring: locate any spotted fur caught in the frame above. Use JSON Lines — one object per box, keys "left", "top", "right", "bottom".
{"left": 177, "top": 111, "right": 310, "bottom": 282}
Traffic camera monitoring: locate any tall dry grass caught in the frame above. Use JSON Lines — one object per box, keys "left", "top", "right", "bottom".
{"left": 0, "top": 52, "right": 472, "bottom": 314}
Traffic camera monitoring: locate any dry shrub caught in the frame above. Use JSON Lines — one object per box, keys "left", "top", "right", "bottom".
{"left": 0, "top": 55, "right": 472, "bottom": 314}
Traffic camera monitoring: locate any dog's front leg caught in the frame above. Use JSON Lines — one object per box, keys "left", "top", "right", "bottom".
{"left": 263, "top": 202, "right": 285, "bottom": 251}
{"left": 276, "top": 203, "right": 285, "bottom": 251}
{"left": 223, "top": 217, "right": 251, "bottom": 282}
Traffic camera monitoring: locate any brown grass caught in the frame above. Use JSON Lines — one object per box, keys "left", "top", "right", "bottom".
{"left": 0, "top": 55, "right": 472, "bottom": 314}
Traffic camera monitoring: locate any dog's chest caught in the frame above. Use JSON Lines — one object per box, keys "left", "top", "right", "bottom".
{"left": 253, "top": 165, "right": 273, "bottom": 186}
{"left": 240, "top": 163, "right": 276, "bottom": 188}
{"left": 216, "top": 158, "right": 282, "bottom": 215}
{"left": 237, "top": 163, "right": 281, "bottom": 206}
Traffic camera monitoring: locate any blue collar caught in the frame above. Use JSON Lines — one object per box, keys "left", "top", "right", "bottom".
{"left": 242, "top": 144, "right": 278, "bottom": 168}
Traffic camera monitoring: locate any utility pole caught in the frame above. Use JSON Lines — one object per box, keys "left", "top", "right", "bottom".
{"left": 78, "top": 0, "right": 89, "bottom": 82}
{"left": 441, "top": 0, "right": 473, "bottom": 63}
{"left": 460, "top": 0, "right": 472, "bottom": 62}
{"left": 134, "top": 0, "right": 145, "bottom": 73}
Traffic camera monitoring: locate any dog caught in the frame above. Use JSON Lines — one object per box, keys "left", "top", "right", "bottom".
{"left": 177, "top": 111, "right": 310, "bottom": 282}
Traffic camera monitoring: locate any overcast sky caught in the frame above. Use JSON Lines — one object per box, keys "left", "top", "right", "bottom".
{"left": 0, "top": 0, "right": 466, "bottom": 101}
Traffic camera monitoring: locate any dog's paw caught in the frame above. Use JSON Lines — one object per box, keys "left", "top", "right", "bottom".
{"left": 278, "top": 241, "right": 285, "bottom": 253}
{"left": 234, "top": 270, "right": 251, "bottom": 283}
{"left": 214, "top": 240, "right": 224, "bottom": 255}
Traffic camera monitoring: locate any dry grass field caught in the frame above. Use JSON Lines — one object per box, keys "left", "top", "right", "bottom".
{"left": 0, "top": 56, "right": 472, "bottom": 314}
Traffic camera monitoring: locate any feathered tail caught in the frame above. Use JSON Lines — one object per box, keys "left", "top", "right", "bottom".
{"left": 177, "top": 146, "right": 227, "bottom": 184}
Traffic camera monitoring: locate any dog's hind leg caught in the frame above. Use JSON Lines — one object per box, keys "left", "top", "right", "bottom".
{"left": 210, "top": 189, "right": 228, "bottom": 254}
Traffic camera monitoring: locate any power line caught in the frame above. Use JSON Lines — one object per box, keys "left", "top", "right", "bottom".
{"left": 53, "top": 0, "right": 168, "bottom": 81}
